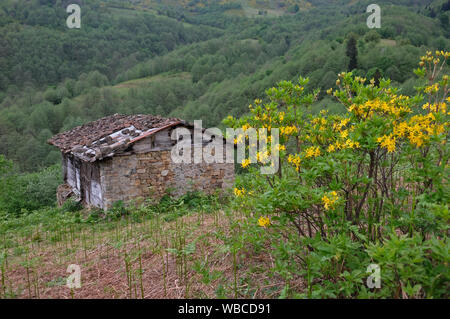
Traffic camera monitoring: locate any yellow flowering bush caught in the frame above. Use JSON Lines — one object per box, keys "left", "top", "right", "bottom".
{"left": 224, "top": 77, "right": 319, "bottom": 171}
{"left": 225, "top": 52, "right": 449, "bottom": 298}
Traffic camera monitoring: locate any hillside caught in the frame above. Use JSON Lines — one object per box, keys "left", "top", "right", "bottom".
{"left": 1, "top": 0, "right": 449, "bottom": 172}
{"left": 0, "top": 0, "right": 222, "bottom": 91}
{"left": 0, "top": 0, "right": 449, "bottom": 301}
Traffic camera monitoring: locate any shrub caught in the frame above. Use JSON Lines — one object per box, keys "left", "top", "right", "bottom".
{"left": 106, "top": 200, "right": 129, "bottom": 221}
{"left": 0, "top": 160, "right": 61, "bottom": 216}
{"left": 61, "top": 198, "right": 82, "bottom": 213}
{"left": 225, "top": 51, "right": 449, "bottom": 298}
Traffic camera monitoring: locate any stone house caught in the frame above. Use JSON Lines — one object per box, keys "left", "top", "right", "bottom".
{"left": 48, "top": 114, "right": 234, "bottom": 210}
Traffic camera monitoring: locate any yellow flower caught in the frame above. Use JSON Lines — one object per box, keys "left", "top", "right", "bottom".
{"left": 288, "top": 154, "right": 301, "bottom": 171}
{"left": 327, "top": 144, "right": 336, "bottom": 153}
{"left": 241, "top": 158, "right": 251, "bottom": 168}
{"left": 258, "top": 216, "right": 271, "bottom": 228}
{"left": 434, "top": 124, "right": 445, "bottom": 135}
{"left": 377, "top": 135, "right": 396, "bottom": 153}
{"left": 234, "top": 188, "right": 245, "bottom": 197}
{"left": 256, "top": 151, "right": 269, "bottom": 163}
{"left": 335, "top": 118, "right": 350, "bottom": 130}
{"left": 424, "top": 83, "right": 439, "bottom": 94}
{"left": 344, "top": 139, "right": 360, "bottom": 149}
{"left": 305, "top": 146, "right": 321, "bottom": 158}
{"left": 393, "top": 121, "right": 409, "bottom": 138}
{"left": 314, "top": 147, "right": 321, "bottom": 157}
{"left": 322, "top": 191, "right": 339, "bottom": 211}
{"left": 234, "top": 134, "right": 244, "bottom": 145}
{"left": 275, "top": 144, "right": 286, "bottom": 151}
{"left": 280, "top": 125, "right": 298, "bottom": 136}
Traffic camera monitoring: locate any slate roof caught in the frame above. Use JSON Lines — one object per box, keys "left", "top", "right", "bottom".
{"left": 48, "top": 114, "right": 186, "bottom": 162}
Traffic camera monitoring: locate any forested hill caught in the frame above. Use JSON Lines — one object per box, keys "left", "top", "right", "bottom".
{"left": 0, "top": 0, "right": 449, "bottom": 172}
{"left": 0, "top": 0, "right": 223, "bottom": 90}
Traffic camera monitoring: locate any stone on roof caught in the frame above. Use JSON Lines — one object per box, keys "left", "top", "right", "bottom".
{"left": 48, "top": 114, "right": 185, "bottom": 162}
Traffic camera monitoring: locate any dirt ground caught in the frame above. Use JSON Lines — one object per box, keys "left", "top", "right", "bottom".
{"left": 2, "top": 211, "right": 299, "bottom": 299}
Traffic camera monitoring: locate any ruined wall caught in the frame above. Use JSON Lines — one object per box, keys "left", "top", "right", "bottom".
{"left": 63, "top": 154, "right": 80, "bottom": 196}
{"left": 80, "top": 160, "right": 103, "bottom": 208}
{"left": 99, "top": 150, "right": 234, "bottom": 210}
{"left": 62, "top": 154, "right": 103, "bottom": 208}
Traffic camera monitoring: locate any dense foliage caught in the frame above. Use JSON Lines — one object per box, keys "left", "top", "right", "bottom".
{"left": 0, "top": 155, "right": 61, "bottom": 216}
{"left": 226, "top": 52, "right": 449, "bottom": 298}
{"left": 0, "top": 0, "right": 220, "bottom": 91}
{"left": 1, "top": 1, "right": 449, "bottom": 172}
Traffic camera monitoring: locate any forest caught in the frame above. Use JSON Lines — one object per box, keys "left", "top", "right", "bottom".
{"left": 0, "top": 0, "right": 449, "bottom": 300}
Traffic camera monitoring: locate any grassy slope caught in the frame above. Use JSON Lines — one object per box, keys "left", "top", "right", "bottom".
{"left": 114, "top": 72, "right": 192, "bottom": 89}
{"left": 0, "top": 201, "right": 285, "bottom": 299}
{"left": 130, "top": 0, "right": 312, "bottom": 17}
{"left": 68, "top": 71, "right": 193, "bottom": 107}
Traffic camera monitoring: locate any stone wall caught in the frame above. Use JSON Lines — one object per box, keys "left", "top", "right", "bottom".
{"left": 99, "top": 150, "right": 234, "bottom": 210}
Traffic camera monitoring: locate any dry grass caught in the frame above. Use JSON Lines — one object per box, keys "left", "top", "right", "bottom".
{"left": 1, "top": 209, "right": 293, "bottom": 299}
{"left": 114, "top": 72, "right": 192, "bottom": 89}
{"left": 379, "top": 39, "right": 397, "bottom": 47}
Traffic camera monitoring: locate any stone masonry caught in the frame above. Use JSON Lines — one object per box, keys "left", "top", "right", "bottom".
{"left": 99, "top": 150, "right": 234, "bottom": 210}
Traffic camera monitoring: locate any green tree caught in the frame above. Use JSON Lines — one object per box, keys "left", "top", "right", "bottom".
{"left": 374, "top": 68, "right": 382, "bottom": 87}
{"left": 364, "top": 30, "right": 381, "bottom": 43}
{"left": 439, "top": 13, "right": 449, "bottom": 28}
{"left": 346, "top": 33, "right": 358, "bottom": 71}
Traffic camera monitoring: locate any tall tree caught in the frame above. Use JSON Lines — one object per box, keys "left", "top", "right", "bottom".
{"left": 346, "top": 33, "right": 358, "bottom": 71}
{"left": 374, "top": 68, "right": 382, "bottom": 87}
{"left": 443, "top": 1, "right": 450, "bottom": 11}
